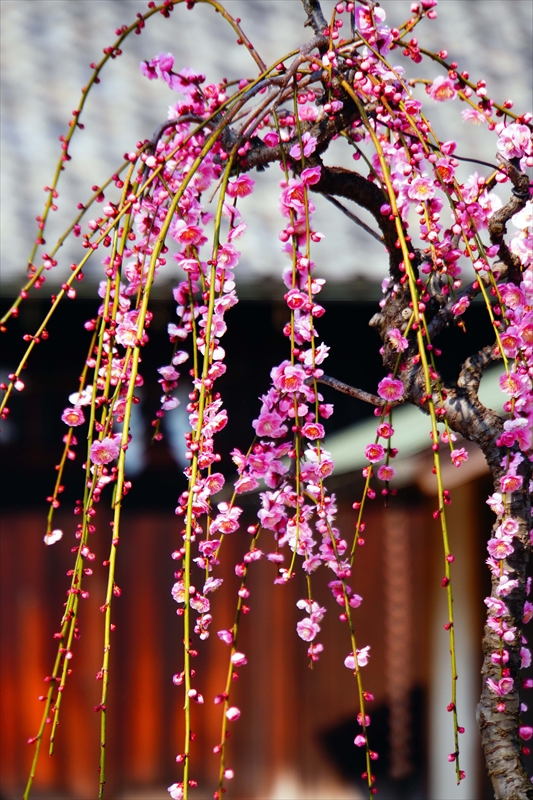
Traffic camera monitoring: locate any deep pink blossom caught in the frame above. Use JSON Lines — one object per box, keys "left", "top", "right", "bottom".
{"left": 301, "top": 422, "right": 325, "bottom": 440}
{"left": 226, "top": 175, "right": 255, "bottom": 198}
{"left": 271, "top": 362, "right": 306, "bottom": 393}
{"left": 377, "top": 465, "right": 395, "bottom": 481}
{"left": 61, "top": 407, "right": 85, "bottom": 427}
{"left": 253, "top": 412, "right": 288, "bottom": 439}
{"left": 377, "top": 377, "right": 404, "bottom": 402}
{"left": 451, "top": 297, "right": 470, "bottom": 316}
{"left": 365, "top": 443, "right": 385, "bottom": 463}
{"left": 301, "top": 166, "right": 322, "bottom": 185}
{"left": 234, "top": 475, "right": 260, "bottom": 494}
{"left": 500, "top": 473, "right": 523, "bottom": 493}
{"left": 354, "top": 5, "right": 387, "bottom": 32}
{"left": 387, "top": 328, "right": 408, "bottom": 352}
{"left": 289, "top": 132, "right": 318, "bottom": 160}
{"left": 486, "top": 676, "right": 514, "bottom": 696}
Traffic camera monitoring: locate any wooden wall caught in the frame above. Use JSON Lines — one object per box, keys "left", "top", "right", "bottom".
{"left": 1, "top": 500, "right": 434, "bottom": 800}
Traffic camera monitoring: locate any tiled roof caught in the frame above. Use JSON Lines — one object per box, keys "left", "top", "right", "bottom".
{"left": 1, "top": 1, "right": 531, "bottom": 295}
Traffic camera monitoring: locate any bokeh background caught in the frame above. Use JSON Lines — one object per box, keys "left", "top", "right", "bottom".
{"left": 1, "top": 2, "right": 532, "bottom": 798}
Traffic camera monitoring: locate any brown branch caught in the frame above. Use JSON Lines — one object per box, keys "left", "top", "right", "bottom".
{"left": 315, "top": 374, "right": 403, "bottom": 406}
{"left": 489, "top": 158, "right": 531, "bottom": 283}
{"left": 301, "top": 0, "right": 328, "bottom": 36}
{"left": 457, "top": 343, "right": 500, "bottom": 398}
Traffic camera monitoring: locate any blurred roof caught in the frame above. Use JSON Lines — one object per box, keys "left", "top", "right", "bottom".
{"left": 325, "top": 364, "right": 505, "bottom": 490}
{"left": 1, "top": 0, "right": 531, "bottom": 297}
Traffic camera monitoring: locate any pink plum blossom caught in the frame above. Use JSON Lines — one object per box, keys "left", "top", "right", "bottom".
{"left": 451, "top": 297, "right": 470, "bottom": 316}
{"left": 218, "top": 629, "right": 234, "bottom": 645}
{"left": 226, "top": 706, "right": 241, "bottom": 721}
{"left": 301, "top": 166, "right": 322, "bottom": 185}
{"left": 377, "top": 423, "right": 394, "bottom": 438}
{"left": 408, "top": 175, "right": 435, "bottom": 201}
{"left": 428, "top": 76, "right": 457, "bottom": 102}
{"left": 210, "top": 503, "right": 242, "bottom": 534}
{"left": 289, "top": 132, "right": 318, "bottom": 160}
{"left": 252, "top": 412, "right": 288, "bottom": 439}
{"left": 462, "top": 108, "right": 487, "bottom": 125}
{"left": 497, "top": 577, "right": 520, "bottom": 597}
{"left": 61, "top": 407, "right": 85, "bottom": 427}
{"left": 296, "top": 618, "right": 320, "bottom": 641}
{"left": 377, "top": 377, "right": 404, "bottom": 402}
{"left": 234, "top": 475, "right": 260, "bottom": 494}
{"left": 344, "top": 646, "right": 370, "bottom": 670}
{"left": 365, "top": 443, "right": 385, "bottom": 463}
{"left": 354, "top": 5, "right": 387, "bottom": 32}
{"left": 271, "top": 362, "right": 306, "bottom": 393}
{"left": 486, "top": 676, "right": 514, "bottom": 696}
{"left": 226, "top": 175, "right": 255, "bottom": 198}
{"left": 500, "top": 473, "right": 523, "bottom": 493}
{"left": 451, "top": 448, "right": 468, "bottom": 467}
{"left": 487, "top": 538, "right": 514, "bottom": 560}
{"left": 491, "top": 650, "right": 509, "bottom": 665}
{"left": 496, "top": 124, "right": 533, "bottom": 160}
{"left": 486, "top": 492, "right": 505, "bottom": 516}
{"left": 377, "top": 465, "right": 395, "bottom": 481}
{"left": 387, "top": 328, "right": 409, "bottom": 352}
{"left": 90, "top": 436, "right": 120, "bottom": 465}
{"left": 301, "top": 422, "right": 325, "bottom": 440}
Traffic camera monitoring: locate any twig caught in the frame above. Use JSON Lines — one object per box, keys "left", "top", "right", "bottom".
{"left": 315, "top": 374, "right": 403, "bottom": 406}
{"left": 323, "top": 195, "right": 384, "bottom": 244}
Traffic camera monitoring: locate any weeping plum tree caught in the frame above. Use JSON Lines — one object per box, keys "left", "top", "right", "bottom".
{"left": 1, "top": 0, "right": 532, "bottom": 797}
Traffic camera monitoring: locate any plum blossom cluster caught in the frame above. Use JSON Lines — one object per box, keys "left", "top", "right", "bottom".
{"left": 134, "top": 63, "right": 258, "bottom": 642}
{"left": 484, "top": 510, "right": 532, "bottom": 716}
{"left": 230, "top": 160, "right": 368, "bottom": 657}
{"left": 483, "top": 266, "right": 532, "bottom": 721}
